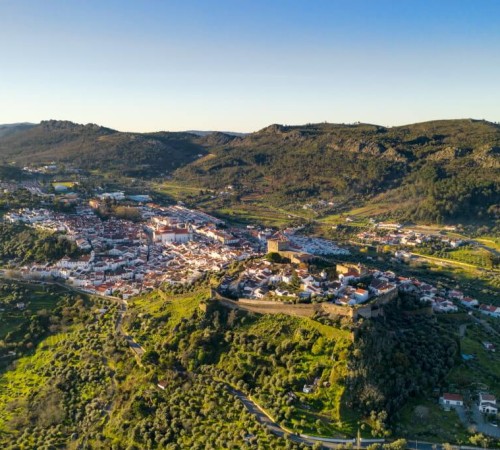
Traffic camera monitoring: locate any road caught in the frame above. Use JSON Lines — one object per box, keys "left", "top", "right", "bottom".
{"left": 474, "top": 241, "right": 500, "bottom": 259}
{"left": 470, "top": 405, "right": 500, "bottom": 439}
{"left": 0, "top": 272, "right": 146, "bottom": 358}
{"left": 226, "top": 385, "right": 455, "bottom": 450}
{"left": 469, "top": 313, "right": 499, "bottom": 338}
{"left": 226, "top": 385, "right": 360, "bottom": 448}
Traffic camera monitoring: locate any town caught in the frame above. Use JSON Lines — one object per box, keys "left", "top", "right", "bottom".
{"left": 4, "top": 202, "right": 499, "bottom": 321}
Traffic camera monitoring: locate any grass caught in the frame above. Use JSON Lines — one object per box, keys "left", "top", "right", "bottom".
{"left": 397, "top": 398, "right": 470, "bottom": 444}
{"left": 223, "top": 313, "right": 356, "bottom": 437}
{"left": 214, "top": 204, "right": 292, "bottom": 227}
{"left": 128, "top": 289, "right": 209, "bottom": 347}
{"left": 0, "top": 332, "right": 67, "bottom": 429}
{"left": 448, "top": 320, "right": 500, "bottom": 398}
{"left": 131, "top": 289, "right": 207, "bottom": 320}
{"left": 154, "top": 181, "right": 205, "bottom": 200}
{"left": 475, "top": 237, "right": 500, "bottom": 252}
{"left": 444, "top": 246, "right": 495, "bottom": 269}
{"left": 52, "top": 181, "right": 75, "bottom": 188}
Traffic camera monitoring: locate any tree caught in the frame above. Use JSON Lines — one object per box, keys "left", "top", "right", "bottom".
{"left": 265, "top": 252, "right": 284, "bottom": 263}
{"left": 383, "top": 439, "right": 407, "bottom": 450}
{"left": 142, "top": 349, "right": 160, "bottom": 365}
{"left": 469, "top": 434, "right": 492, "bottom": 449}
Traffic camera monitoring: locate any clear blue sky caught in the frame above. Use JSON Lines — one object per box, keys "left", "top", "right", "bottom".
{"left": 1, "top": 0, "right": 499, "bottom": 132}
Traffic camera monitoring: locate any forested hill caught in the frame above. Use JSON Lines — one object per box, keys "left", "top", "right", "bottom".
{"left": 1, "top": 118, "right": 499, "bottom": 222}
{"left": 0, "top": 120, "right": 209, "bottom": 177}
{"left": 177, "top": 119, "right": 500, "bottom": 222}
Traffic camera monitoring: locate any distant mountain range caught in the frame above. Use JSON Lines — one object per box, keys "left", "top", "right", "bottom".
{"left": 185, "top": 130, "right": 247, "bottom": 137}
{"left": 0, "top": 118, "right": 498, "bottom": 222}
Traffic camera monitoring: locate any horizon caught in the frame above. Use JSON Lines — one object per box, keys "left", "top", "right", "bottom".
{"left": 1, "top": 1, "right": 499, "bottom": 132}
{"left": 1, "top": 116, "right": 498, "bottom": 135}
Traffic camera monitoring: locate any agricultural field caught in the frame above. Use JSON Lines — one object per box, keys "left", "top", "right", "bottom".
{"left": 153, "top": 181, "right": 208, "bottom": 204}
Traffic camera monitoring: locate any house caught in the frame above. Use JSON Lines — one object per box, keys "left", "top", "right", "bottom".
{"left": 440, "top": 393, "right": 464, "bottom": 409}
{"left": 461, "top": 297, "right": 478, "bottom": 308}
{"left": 353, "top": 288, "right": 369, "bottom": 303}
{"left": 394, "top": 250, "right": 412, "bottom": 260}
{"left": 369, "top": 278, "right": 395, "bottom": 296}
{"left": 157, "top": 380, "right": 168, "bottom": 390}
{"left": 153, "top": 227, "right": 192, "bottom": 244}
{"left": 433, "top": 298, "right": 458, "bottom": 313}
{"left": 303, "top": 384, "right": 314, "bottom": 394}
{"left": 478, "top": 304, "right": 500, "bottom": 318}
{"left": 479, "top": 393, "right": 498, "bottom": 415}
{"left": 448, "top": 290, "right": 464, "bottom": 300}
{"left": 483, "top": 342, "right": 496, "bottom": 352}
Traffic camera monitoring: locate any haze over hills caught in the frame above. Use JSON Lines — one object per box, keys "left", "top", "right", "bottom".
{"left": 0, "top": 118, "right": 499, "bottom": 222}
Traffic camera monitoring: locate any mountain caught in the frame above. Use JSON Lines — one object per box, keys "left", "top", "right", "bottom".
{"left": 0, "top": 120, "right": 208, "bottom": 177}
{"left": 1, "top": 118, "right": 498, "bottom": 223}
{"left": 176, "top": 119, "right": 500, "bottom": 223}
{"left": 186, "top": 130, "right": 247, "bottom": 137}
{"left": 0, "top": 122, "right": 36, "bottom": 138}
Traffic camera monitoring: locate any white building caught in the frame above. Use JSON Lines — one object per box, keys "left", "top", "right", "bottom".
{"left": 479, "top": 393, "right": 498, "bottom": 415}
{"left": 440, "top": 393, "right": 463, "bottom": 409}
{"left": 153, "top": 227, "right": 192, "bottom": 244}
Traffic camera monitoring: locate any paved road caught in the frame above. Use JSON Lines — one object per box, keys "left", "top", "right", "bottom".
{"left": 226, "top": 385, "right": 357, "bottom": 448}
{"left": 226, "top": 385, "right": 451, "bottom": 450}
{"left": 470, "top": 405, "right": 500, "bottom": 439}
{"left": 449, "top": 405, "right": 500, "bottom": 442}
{"left": 474, "top": 241, "right": 500, "bottom": 258}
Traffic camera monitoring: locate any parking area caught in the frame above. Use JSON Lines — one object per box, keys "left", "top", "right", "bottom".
{"left": 455, "top": 404, "right": 500, "bottom": 438}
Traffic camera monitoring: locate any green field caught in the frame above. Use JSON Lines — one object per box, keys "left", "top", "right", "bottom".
{"left": 154, "top": 181, "right": 206, "bottom": 199}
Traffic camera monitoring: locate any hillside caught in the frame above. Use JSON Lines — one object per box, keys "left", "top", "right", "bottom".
{"left": 0, "top": 120, "right": 208, "bottom": 177}
{"left": 1, "top": 282, "right": 497, "bottom": 448}
{"left": 0, "top": 123, "right": 36, "bottom": 138}
{"left": 176, "top": 119, "right": 500, "bottom": 223}
{"left": 1, "top": 118, "right": 498, "bottom": 223}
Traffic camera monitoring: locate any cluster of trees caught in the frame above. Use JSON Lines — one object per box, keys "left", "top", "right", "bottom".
{"left": 116, "top": 372, "right": 304, "bottom": 450}
{"left": 0, "top": 282, "right": 488, "bottom": 448}
{"left": 396, "top": 164, "right": 499, "bottom": 223}
{"left": 95, "top": 197, "right": 142, "bottom": 221}
{"left": 129, "top": 296, "right": 353, "bottom": 436}
{"left": 0, "top": 223, "right": 80, "bottom": 264}
{"left": 0, "top": 120, "right": 208, "bottom": 177}
{"left": 176, "top": 120, "right": 500, "bottom": 225}
{"left": 0, "top": 188, "right": 43, "bottom": 210}
{"left": 0, "top": 294, "right": 131, "bottom": 450}
{"left": 347, "top": 295, "right": 459, "bottom": 436}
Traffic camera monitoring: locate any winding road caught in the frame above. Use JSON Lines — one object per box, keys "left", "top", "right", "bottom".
{"left": 225, "top": 385, "right": 453, "bottom": 450}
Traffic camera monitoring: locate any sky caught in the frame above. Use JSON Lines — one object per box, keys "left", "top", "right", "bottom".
{"left": 1, "top": 0, "right": 499, "bottom": 132}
